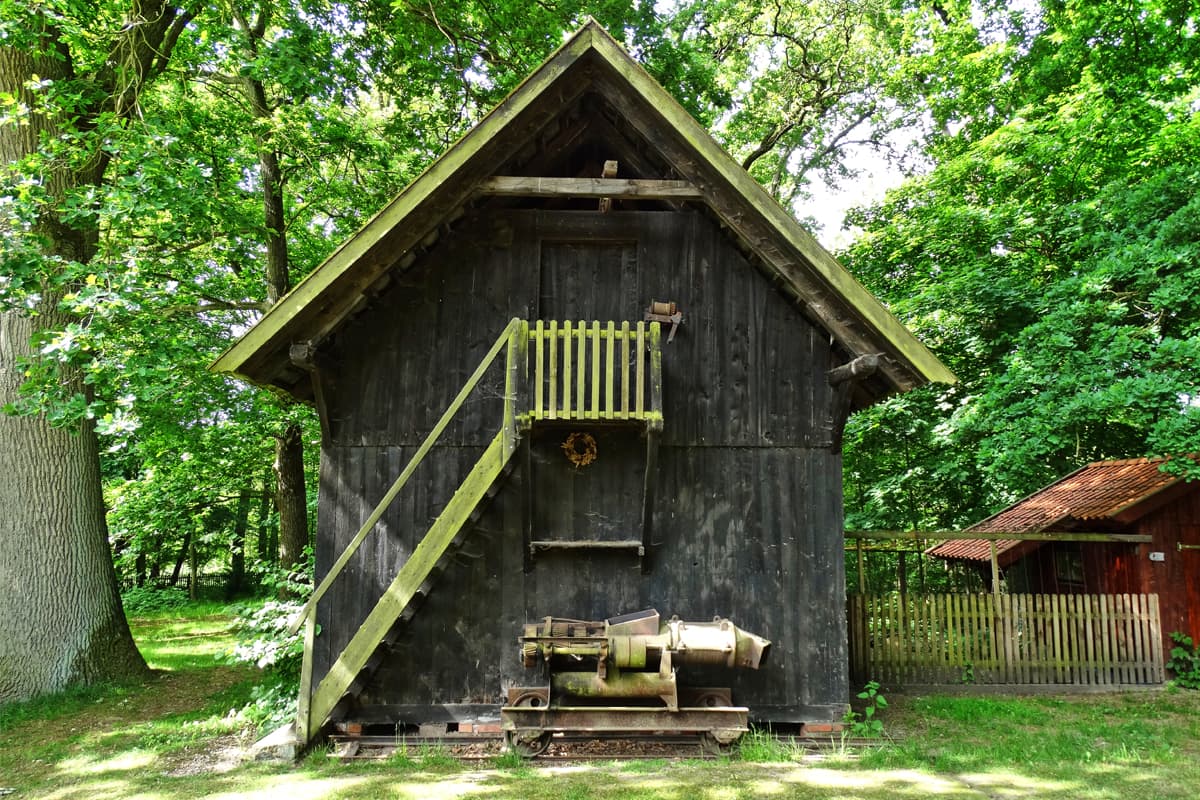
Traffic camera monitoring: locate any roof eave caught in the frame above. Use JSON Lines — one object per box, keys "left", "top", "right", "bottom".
{"left": 213, "top": 20, "right": 956, "bottom": 397}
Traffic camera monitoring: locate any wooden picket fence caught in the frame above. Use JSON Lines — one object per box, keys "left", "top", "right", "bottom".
{"left": 848, "top": 593, "right": 1165, "bottom": 687}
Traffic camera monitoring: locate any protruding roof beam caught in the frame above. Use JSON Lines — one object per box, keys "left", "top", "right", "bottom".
{"left": 478, "top": 176, "right": 702, "bottom": 200}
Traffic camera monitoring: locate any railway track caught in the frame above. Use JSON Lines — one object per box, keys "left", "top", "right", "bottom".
{"left": 328, "top": 732, "right": 885, "bottom": 761}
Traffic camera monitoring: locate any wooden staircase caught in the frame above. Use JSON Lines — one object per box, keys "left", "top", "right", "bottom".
{"left": 290, "top": 317, "right": 663, "bottom": 744}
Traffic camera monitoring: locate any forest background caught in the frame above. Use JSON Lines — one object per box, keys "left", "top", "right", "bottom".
{"left": 1, "top": 0, "right": 1197, "bottom": 700}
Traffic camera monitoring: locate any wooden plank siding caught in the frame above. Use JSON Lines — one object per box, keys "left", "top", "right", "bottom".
{"left": 310, "top": 208, "right": 850, "bottom": 724}
{"left": 848, "top": 593, "right": 1165, "bottom": 688}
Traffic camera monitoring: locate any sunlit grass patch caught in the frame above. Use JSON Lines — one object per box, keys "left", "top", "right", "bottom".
{"left": 129, "top": 603, "right": 247, "bottom": 671}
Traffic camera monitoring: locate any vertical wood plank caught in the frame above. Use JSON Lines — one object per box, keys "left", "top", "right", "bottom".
{"left": 1029, "top": 594, "right": 1039, "bottom": 683}
{"left": 847, "top": 595, "right": 858, "bottom": 683}
{"left": 965, "top": 594, "right": 977, "bottom": 680}
{"left": 534, "top": 320, "right": 544, "bottom": 420}
{"left": 1057, "top": 594, "right": 1070, "bottom": 685}
{"left": 620, "top": 321, "right": 630, "bottom": 419}
{"left": 985, "top": 593, "right": 997, "bottom": 680}
{"left": 856, "top": 540, "right": 865, "bottom": 594}
{"left": 1119, "top": 593, "right": 1133, "bottom": 684}
{"left": 562, "top": 320, "right": 573, "bottom": 418}
{"left": 1094, "top": 594, "right": 1108, "bottom": 690}
{"left": 1070, "top": 592, "right": 1080, "bottom": 686}
{"left": 1027, "top": 594, "right": 1037, "bottom": 683}
{"left": 548, "top": 320, "right": 558, "bottom": 420}
{"left": 1052, "top": 594, "right": 1062, "bottom": 684}
{"left": 990, "top": 541, "right": 1000, "bottom": 596}
{"left": 576, "top": 319, "right": 586, "bottom": 419}
{"left": 1133, "top": 594, "right": 1144, "bottom": 683}
{"left": 945, "top": 594, "right": 957, "bottom": 682}
{"left": 917, "top": 594, "right": 928, "bottom": 682}
{"left": 635, "top": 321, "right": 646, "bottom": 417}
{"left": 1148, "top": 594, "right": 1164, "bottom": 682}
{"left": 604, "top": 321, "right": 615, "bottom": 416}
{"left": 648, "top": 321, "right": 662, "bottom": 426}
{"left": 881, "top": 594, "right": 890, "bottom": 685}
{"left": 1012, "top": 594, "right": 1023, "bottom": 683}
{"left": 1110, "top": 594, "right": 1122, "bottom": 684}
{"left": 590, "top": 320, "right": 600, "bottom": 419}
{"left": 1002, "top": 593, "right": 1015, "bottom": 684}
{"left": 969, "top": 594, "right": 979, "bottom": 680}
{"left": 1082, "top": 594, "right": 1096, "bottom": 686}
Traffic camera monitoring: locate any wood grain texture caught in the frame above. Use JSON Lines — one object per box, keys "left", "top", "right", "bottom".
{"left": 308, "top": 208, "right": 853, "bottom": 725}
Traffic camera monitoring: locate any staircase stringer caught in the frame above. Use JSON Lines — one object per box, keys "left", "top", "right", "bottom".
{"left": 303, "top": 428, "right": 518, "bottom": 742}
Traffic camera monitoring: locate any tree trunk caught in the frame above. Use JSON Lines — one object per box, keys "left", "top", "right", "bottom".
{"left": 255, "top": 471, "right": 273, "bottom": 566}
{"left": 0, "top": 313, "right": 148, "bottom": 700}
{"left": 169, "top": 532, "right": 191, "bottom": 587}
{"left": 0, "top": 23, "right": 156, "bottom": 701}
{"left": 275, "top": 422, "right": 309, "bottom": 576}
{"left": 241, "top": 62, "right": 311, "bottom": 581}
{"left": 227, "top": 489, "right": 251, "bottom": 599}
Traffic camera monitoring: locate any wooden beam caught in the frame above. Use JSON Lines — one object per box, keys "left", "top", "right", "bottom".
{"left": 989, "top": 541, "right": 1001, "bottom": 596}
{"left": 598, "top": 160, "right": 618, "bottom": 213}
{"left": 477, "top": 176, "right": 702, "bottom": 200}
{"left": 828, "top": 353, "right": 882, "bottom": 386}
{"left": 846, "top": 530, "right": 1152, "bottom": 544}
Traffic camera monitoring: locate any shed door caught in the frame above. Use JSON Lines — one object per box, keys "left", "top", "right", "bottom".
{"left": 1184, "top": 525, "right": 1200, "bottom": 644}
{"left": 537, "top": 240, "right": 639, "bottom": 322}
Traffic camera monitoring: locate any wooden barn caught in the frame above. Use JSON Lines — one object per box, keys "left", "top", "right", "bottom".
{"left": 214, "top": 21, "right": 954, "bottom": 746}
{"left": 929, "top": 457, "right": 1200, "bottom": 655}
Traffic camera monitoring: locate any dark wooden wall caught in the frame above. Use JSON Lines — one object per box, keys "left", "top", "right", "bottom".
{"left": 1139, "top": 489, "right": 1200, "bottom": 647}
{"left": 313, "top": 208, "right": 849, "bottom": 722}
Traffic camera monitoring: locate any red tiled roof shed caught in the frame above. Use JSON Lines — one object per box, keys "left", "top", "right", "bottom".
{"left": 928, "top": 458, "right": 1186, "bottom": 562}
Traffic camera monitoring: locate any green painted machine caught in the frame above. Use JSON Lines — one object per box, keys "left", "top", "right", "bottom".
{"left": 502, "top": 609, "right": 770, "bottom": 756}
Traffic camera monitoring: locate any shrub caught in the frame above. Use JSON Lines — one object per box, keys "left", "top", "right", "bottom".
{"left": 121, "top": 585, "right": 190, "bottom": 614}
{"left": 1166, "top": 632, "right": 1200, "bottom": 689}
{"left": 227, "top": 599, "right": 308, "bottom": 732}
{"left": 843, "top": 680, "right": 888, "bottom": 738}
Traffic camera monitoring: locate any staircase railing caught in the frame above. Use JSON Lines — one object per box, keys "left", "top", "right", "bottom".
{"left": 527, "top": 319, "right": 662, "bottom": 429}
{"left": 288, "top": 316, "right": 525, "bottom": 638}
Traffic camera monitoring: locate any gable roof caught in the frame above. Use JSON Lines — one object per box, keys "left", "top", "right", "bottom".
{"left": 212, "top": 20, "right": 956, "bottom": 400}
{"left": 929, "top": 457, "right": 1194, "bottom": 562}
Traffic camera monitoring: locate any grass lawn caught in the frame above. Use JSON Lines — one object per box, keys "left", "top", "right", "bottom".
{"left": 1, "top": 602, "right": 1198, "bottom": 799}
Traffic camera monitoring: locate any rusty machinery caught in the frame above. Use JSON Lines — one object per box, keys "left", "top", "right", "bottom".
{"left": 502, "top": 609, "right": 770, "bottom": 756}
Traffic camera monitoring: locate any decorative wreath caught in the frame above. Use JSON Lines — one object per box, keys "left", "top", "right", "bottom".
{"left": 561, "top": 432, "right": 598, "bottom": 468}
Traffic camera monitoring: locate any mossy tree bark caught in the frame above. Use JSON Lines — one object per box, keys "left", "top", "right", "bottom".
{"left": 0, "top": 313, "right": 149, "bottom": 700}
{"left": 0, "top": 4, "right": 190, "bottom": 699}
